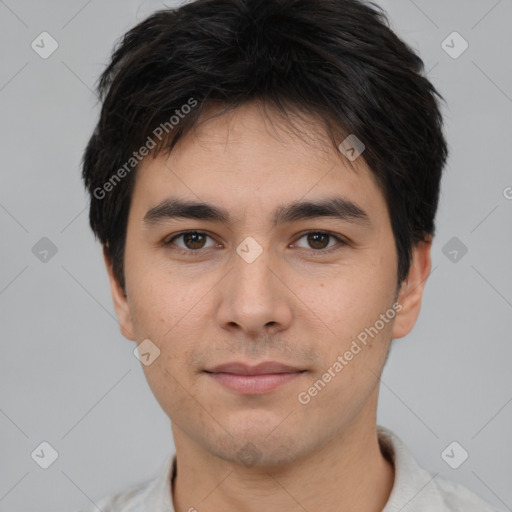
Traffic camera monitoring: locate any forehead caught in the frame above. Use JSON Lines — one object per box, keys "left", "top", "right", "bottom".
{"left": 131, "top": 102, "right": 388, "bottom": 226}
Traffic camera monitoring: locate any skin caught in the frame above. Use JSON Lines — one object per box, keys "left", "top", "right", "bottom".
{"left": 105, "top": 101, "right": 432, "bottom": 512}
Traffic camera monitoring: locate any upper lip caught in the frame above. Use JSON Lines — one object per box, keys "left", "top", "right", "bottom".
{"left": 205, "top": 361, "right": 305, "bottom": 375}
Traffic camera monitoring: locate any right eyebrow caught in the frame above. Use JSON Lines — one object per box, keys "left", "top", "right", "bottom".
{"left": 143, "top": 198, "right": 230, "bottom": 225}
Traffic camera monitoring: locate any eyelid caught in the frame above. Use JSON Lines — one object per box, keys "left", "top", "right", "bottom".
{"left": 163, "top": 229, "right": 348, "bottom": 254}
{"left": 292, "top": 230, "right": 348, "bottom": 252}
{"left": 164, "top": 230, "right": 219, "bottom": 251}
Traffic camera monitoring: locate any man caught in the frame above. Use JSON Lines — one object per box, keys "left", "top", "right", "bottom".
{"left": 79, "top": 0, "right": 501, "bottom": 510}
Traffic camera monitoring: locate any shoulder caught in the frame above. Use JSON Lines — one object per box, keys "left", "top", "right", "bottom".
{"left": 433, "top": 474, "right": 504, "bottom": 512}
{"left": 377, "top": 425, "right": 504, "bottom": 512}
{"left": 74, "top": 452, "right": 176, "bottom": 512}
{"left": 75, "top": 479, "right": 153, "bottom": 512}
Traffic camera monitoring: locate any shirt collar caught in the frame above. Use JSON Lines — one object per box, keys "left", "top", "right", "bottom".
{"left": 378, "top": 425, "right": 446, "bottom": 511}
{"left": 141, "top": 451, "right": 176, "bottom": 511}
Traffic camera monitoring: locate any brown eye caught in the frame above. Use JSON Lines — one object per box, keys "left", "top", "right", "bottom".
{"left": 294, "top": 231, "right": 346, "bottom": 252}
{"left": 307, "top": 232, "right": 330, "bottom": 249}
{"left": 165, "top": 231, "right": 217, "bottom": 251}
{"left": 182, "top": 232, "right": 207, "bottom": 249}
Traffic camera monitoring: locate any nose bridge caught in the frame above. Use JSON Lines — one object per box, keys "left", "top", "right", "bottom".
{"left": 217, "top": 237, "right": 292, "bottom": 334}
{"left": 232, "top": 239, "right": 277, "bottom": 306}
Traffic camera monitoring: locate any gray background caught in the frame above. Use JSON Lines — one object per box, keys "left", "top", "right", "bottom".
{"left": 0, "top": 0, "right": 511, "bottom": 510}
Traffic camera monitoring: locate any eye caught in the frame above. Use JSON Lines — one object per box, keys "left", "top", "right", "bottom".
{"left": 164, "top": 231, "right": 219, "bottom": 252}
{"left": 293, "top": 231, "right": 347, "bottom": 252}
{"left": 163, "top": 229, "right": 347, "bottom": 255}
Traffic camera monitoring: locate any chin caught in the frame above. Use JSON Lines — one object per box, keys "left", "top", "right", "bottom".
{"left": 205, "top": 423, "right": 307, "bottom": 469}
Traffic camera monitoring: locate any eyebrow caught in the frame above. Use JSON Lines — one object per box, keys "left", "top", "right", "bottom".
{"left": 143, "top": 196, "right": 372, "bottom": 228}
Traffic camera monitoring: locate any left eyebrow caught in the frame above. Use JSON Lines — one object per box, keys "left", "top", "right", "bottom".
{"left": 272, "top": 197, "right": 372, "bottom": 228}
{"left": 143, "top": 196, "right": 372, "bottom": 228}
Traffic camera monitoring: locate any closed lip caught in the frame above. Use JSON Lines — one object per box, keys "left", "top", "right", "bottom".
{"left": 204, "top": 361, "right": 305, "bottom": 375}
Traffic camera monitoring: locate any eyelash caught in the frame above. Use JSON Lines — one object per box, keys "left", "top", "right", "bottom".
{"left": 163, "top": 230, "right": 348, "bottom": 256}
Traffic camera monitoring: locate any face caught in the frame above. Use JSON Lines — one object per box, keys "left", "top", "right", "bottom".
{"left": 106, "top": 102, "right": 431, "bottom": 467}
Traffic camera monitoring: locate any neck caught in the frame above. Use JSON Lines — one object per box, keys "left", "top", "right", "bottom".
{"left": 171, "top": 405, "right": 395, "bottom": 511}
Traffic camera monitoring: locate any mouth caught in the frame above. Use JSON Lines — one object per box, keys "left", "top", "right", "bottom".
{"left": 203, "top": 361, "right": 307, "bottom": 394}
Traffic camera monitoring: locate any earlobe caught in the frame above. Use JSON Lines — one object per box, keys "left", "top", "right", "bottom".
{"left": 391, "top": 237, "right": 433, "bottom": 340}
{"left": 103, "top": 246, "right": 136, "bottom": 341}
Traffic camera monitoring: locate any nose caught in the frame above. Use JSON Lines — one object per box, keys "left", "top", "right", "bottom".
{"left": 215, "top": 242, "right": 293, "bottom": 340}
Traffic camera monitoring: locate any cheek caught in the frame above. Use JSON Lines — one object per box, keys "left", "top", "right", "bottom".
{"left": 126, "top": 263, "right": 198, "bottom": 337}
{"left": 294, "top": 260, "right": 396, "bottom": 387}
{"left": 297, "top": 265, "right": 392, "bottom": 336}
{"left": 141, "top": 354, "right": 200, "bottom": 431}
{"left": 127, "top": 269, "right": 212, "bottom": 387}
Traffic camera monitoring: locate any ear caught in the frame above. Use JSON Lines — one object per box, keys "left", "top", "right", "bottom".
{"left": 392, "top": 236, "right": 432, "bottom": 340}
{"left": 103, "top": 246, "right": 136, "bottom": 341}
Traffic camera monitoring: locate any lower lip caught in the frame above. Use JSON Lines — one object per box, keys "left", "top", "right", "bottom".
{"left": 206, "top": 372, "right": 304, "bottom": 394}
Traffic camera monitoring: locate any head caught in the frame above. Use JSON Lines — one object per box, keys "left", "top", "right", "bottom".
{"left": 82, "top": 0, "right": 447, "bottom": 467}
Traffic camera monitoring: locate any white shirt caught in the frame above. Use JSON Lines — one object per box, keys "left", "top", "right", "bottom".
{"left": 77, "top": 425, "right": 502, "bottom": 511}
